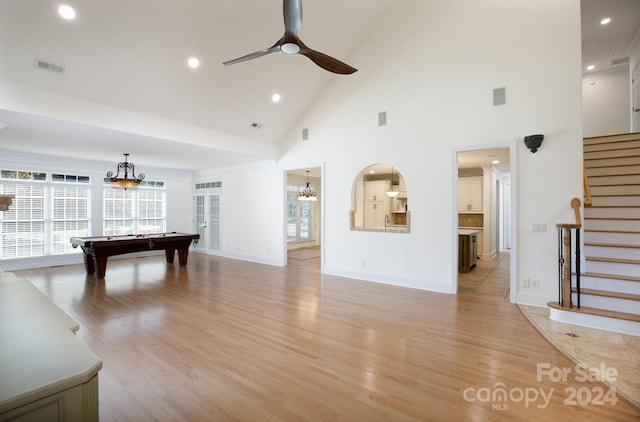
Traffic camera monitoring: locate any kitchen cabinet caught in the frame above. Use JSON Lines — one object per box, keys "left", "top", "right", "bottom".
{"left": 364, "top": 180, "right": 390, "bottom": 228}
{"left": 365, "top": 180, "right": 389, "bottom": 202}
{"left": 391, "top": 194, "right": 407, "bottom": 213}
{"left": 458, "top": 177, "right": 483, "bottom": 213}
{"left": 0, "top": 273, "right": 102, "bottom": 421}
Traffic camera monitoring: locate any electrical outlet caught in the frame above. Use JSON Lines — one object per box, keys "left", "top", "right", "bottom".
{"left": 522, "top": 278, "right": 530, "bottom": 288}
{"left": 531, "top": 279, "right": 539, "bottom": 288}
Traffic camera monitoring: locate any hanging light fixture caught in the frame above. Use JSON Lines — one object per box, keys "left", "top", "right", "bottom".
{"left": 106, "top": 153, "right": 145, "bottom": 190}
{"left": 298, "top": 170, "right": 317, "bottom": 201}
{"left": 386, "top": 166, "right": 399, "bottom": 197}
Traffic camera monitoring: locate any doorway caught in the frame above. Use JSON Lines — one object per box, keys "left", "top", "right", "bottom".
{"left": 193, "top": 191, "right": 221, "bottom": 254}
{"left": 455, "top": 147, "right": 513, "bottom": 300}
{"left": 285, "top": 167, "right": 322, "bottom": 267}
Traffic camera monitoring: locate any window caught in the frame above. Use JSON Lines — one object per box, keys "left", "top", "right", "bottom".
{"left": 287, "top": 186, "right": 313, "bottom": 242}
{"left": 0, "top": 170, "right": 90, "bottom": 258}
{"left": 52, "top": 185, "right": 90, "bottom": 254}
{"left": 103, "top": 180, "right": 166, "bottom": 235}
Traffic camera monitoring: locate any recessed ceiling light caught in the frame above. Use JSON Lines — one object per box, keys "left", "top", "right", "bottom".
{"left": 587, "top": 65, "right": 595, "bottom": 71}
{"left": 600, "top": 17, "right": 611, "bottom": 25}
{"left": 272, "top": 93, "right": 281, "bottom": 103}
{"left": 58, "top": 5, "right": 76, "bottom": 20}
{"left": 369, "top": 170, "right": 376, "bottom": 174}
{"left": 187, "top": 57, "right": 200, "bottom": 69}
{"left": 492, "top": 160, "right": 500, "bottom": 164}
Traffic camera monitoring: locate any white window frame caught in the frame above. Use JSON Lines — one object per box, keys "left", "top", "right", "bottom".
{"left": 103, "top": 180, "right": 166, "bottom": 235}
{"left": 0, "top": 170, "right": 91, "bottom": 259}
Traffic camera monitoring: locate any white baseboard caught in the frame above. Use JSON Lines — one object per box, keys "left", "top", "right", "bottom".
{"left": 322, "top": 266, "right": 454, "bottom": 294}
{"left": 549, "top": 308, "right": 640, "bottom": 336}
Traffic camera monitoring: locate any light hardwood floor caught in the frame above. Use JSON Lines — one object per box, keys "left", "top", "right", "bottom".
{"left": 15, "top": 253, "right": 639, "bottom": 421}
{"left": 458, "top": 251, "right": 510, "bottom": 300}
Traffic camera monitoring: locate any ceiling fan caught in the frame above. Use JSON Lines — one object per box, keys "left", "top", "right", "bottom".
{"left": 223, "top": 0, "right": 357, "bottom": 75}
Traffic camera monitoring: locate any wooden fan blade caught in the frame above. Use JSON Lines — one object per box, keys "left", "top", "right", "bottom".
{"left": 223, "top": 45, "right": 281, "bottom": 66}
{"left": 298, "top": 44, "right": 357, "bottom": 75}
{"left": 283, "top": 0, "right": 303, "bottom": 35}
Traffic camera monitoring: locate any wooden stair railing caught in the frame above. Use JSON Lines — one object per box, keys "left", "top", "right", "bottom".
{"left": 555, "top": 198, "right": 582, "bottom": 309}
{"left": 0, "top": 194, "right": 15, "bottom": 211}
{"left": 583, "top": 163, "right": 592, "bottom": 207}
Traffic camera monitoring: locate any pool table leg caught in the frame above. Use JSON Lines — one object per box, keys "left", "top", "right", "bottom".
{"left": 177, "top": 249, "right": 189, "bottom": 266}
{"left": 165, "top": 249, "right": 176, "bottom": 263}
{"left": 82, "top": 254, "right": 107, "bottom": 279}
{"left": 82, "top": 253, "right": 95, "bottom": 275}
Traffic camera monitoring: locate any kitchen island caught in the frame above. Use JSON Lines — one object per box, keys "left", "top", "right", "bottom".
{"left": 0, "top": 271, "right": 102, "bottom": 421}
{"left": 458, "top": 229, "right": 479, "bottom": 272}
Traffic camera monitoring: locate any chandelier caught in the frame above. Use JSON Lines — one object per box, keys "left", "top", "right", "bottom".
{"left": 298, "top": 170, "right": 317, "bottom": 201}
{"left": 107, "top": 153, "right": 145, "bottom": 190}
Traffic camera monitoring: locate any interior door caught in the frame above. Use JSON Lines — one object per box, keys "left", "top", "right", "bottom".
{"left": 193, "top": 193, "right": 221, "bottom": 253}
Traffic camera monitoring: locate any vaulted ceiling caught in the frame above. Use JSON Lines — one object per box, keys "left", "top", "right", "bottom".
{"left": 0, "top": 0, "right": 638, "bottom": 172}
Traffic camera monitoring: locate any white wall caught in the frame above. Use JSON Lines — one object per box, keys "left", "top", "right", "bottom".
{"left": 582, "top": 69, "right": 631, "bottom": 137}
{"left": 218, "top": 167, "right": 284, "bottom": 266}
{"left": 274, "top": 0, "right": 583, "bottom": 303}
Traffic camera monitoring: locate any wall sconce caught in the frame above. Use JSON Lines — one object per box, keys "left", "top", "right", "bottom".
{"left": 524, "top": 134, "right": 544, "bottom": 153}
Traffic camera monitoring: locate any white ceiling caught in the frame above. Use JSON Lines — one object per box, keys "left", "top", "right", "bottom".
{"left": 581, "top": 0, "right": 640, "bottom": 78}
{"left": 0, "top": 0, "right": 638, "bottom": 172}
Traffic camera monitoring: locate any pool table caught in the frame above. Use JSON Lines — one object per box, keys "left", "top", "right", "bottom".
{"left": 70, "top": 232, "right": 199, "bottom": 279}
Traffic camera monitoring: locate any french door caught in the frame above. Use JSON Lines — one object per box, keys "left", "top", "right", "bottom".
{"left": 193, "top": 193, "right": 221, "bottom": 253}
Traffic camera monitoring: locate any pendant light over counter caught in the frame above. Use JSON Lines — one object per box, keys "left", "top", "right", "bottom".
{"left": 386, "top": 166, "right": 399, "bottom": 197}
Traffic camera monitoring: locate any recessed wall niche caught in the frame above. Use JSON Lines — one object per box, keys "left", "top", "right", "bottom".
{"left": 350, "top": 163, "right": 410, "bottom": 233}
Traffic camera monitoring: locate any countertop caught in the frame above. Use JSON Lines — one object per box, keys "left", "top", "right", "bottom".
{"left": 0, "top": 272, "right": 102, "bottom": 414}
{"left": 458, "top": 229, "right": 480, "bottom": 235}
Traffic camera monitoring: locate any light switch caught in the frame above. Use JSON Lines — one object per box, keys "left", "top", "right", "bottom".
{"left": 531, "top": 224, "right": 546, "bottom": 233}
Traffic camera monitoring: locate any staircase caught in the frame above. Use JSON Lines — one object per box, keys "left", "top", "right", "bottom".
{"left": 0, "top": 195, "right": 13, "bottom": 211}
{"left": 549, "top": 132, "right": 640, "bottom": 336}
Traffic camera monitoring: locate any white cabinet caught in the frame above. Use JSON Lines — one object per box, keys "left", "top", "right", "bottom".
{"left": 364, "top": 181, "right": 390, "bottom": 227}
{"left": 0, "top": 273, "right": 102, "bottom": 422}
{"left": 458, "top": 177, "right": 483, "bottom": 213}
{"left": 391, "top": 195, "right": 407, "bottom": 213}
{"left": 365, "top": 180, "right": 388, "bottom": 202}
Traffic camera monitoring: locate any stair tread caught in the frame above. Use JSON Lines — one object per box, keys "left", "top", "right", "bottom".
{"left": 584, "top": 145, "right": 640, "bottom": 153}
{"left": 586, "top": 163, "right": 640, "bottom": 169}
{"left": 586, "top": 256, "right": 640, "bottom": 265}
{"left": 548, "top": 302, "right": 640, "bottom": 322}
{"left": 585, "top": 229, "right": 640, "bottom": 234}
{"left": 590, "top": 193, "right": 640, "bottom": 197}
{"left": 571, "top": 287, "right": 640, "bottom": 301}
{"left": 585, "top": 216, "right": 640, "bottom": 220}
{"left": 584, "top": 205, "right": 640, "bottom": 208}
{"left": 585, "top": 242, "right": 640, "bottom": 248}
{"left": 581, "top": 272, "right": 640, "bottom": 282}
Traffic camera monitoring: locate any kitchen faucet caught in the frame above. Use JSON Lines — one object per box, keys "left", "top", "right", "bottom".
{"left": 385, "top": 214, "right": 390, "bottom": 229}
